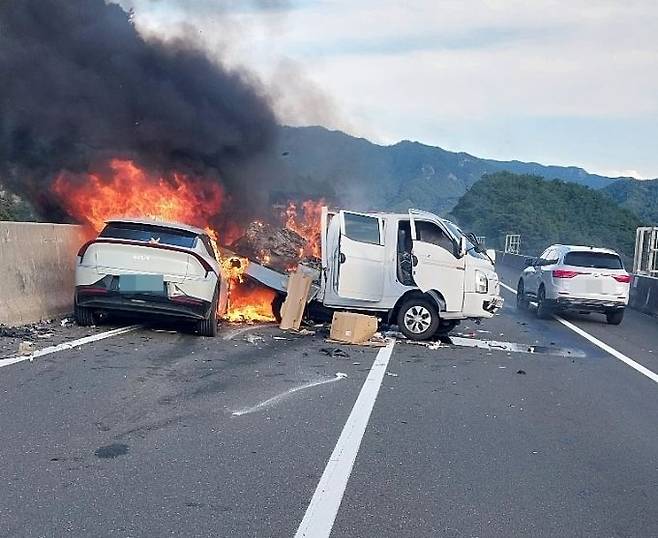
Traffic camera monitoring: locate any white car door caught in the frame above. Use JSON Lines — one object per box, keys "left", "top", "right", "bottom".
{"left": 337, "top": 211, "right": 386, "bottom": 301}
{"left": 408, "top": 211, "right": 465, "bottom": 312}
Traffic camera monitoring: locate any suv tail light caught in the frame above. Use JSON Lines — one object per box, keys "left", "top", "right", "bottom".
{"left": 612, "top": 274, "right": 632, "bottom": 284}
{"left": 552, "top": 269, "right": 583, "bottom": 278}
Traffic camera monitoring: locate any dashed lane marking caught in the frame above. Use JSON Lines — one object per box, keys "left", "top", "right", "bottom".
{"left": 0, "top": 325, "right": 140, "bottom": 369}
{"left": 295, "top": 339, "right": 396, "bottom": 538}
{"left": 499, "top": 282, "right": 658, "bottom": 384}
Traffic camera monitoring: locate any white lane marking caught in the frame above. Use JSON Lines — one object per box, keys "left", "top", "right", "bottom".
{"left": 222, "top": 323, "right": 270, "bottom": 340}
{"left": 499, "top": 282, "right": 658, "bottom": 384}
{"left": 0, "top": 325, "right": 139, "bottom": 369}
{"left": 232, "top": 373, "right": 348, "bottom": 416}
{"left": 295, "top": 339, "right": 396, "bottom": 538}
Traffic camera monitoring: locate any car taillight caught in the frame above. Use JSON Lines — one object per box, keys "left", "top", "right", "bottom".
{"left": 78, "top": 287, "right": 108, "bottom": 295}
{"left": 552, "top": 269, "right": 583, "bottom": 278}
{"left": 612, "top": 274, "right": 632, "bottom": 284}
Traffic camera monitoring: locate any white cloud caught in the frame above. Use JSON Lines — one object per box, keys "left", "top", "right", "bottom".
{"left": 121, "top": 0, "right": 658, "bottom": 177}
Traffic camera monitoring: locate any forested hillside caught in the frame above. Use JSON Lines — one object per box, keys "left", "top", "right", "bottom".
{"left": 450, "top": 172, "right": 643, "bottom": 258}
{"left": 603, "top": 179, "right": 658, "bottom": 224}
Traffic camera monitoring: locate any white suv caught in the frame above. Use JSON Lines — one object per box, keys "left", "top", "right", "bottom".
{"left": 516, "top": 245, "right": 631, "bottom": 324}
{"left": 75, "top": 219, "right": 228, "bottom": 336}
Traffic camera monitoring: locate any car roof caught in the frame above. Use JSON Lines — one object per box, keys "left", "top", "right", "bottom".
{"left": 104, "top": 218, "right": 207, "bottom": 236}
{"left": 547, "top": 244, "right": 620, "bottom": 255}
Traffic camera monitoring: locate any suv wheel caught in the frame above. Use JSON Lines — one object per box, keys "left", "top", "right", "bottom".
{"left": 536, "top": 287, "right": 552, "bottom": 319}
{"left": 606, "top": 309, "right": 624, "bottom": 325}
{"left": 74, "top": 301, "right": 96, "bottom": 326}
{"left": 516, "top": 280, "right": 529, "bottom": 310}
{"left": 196, "top": 287, "right": 219, "bottom": 337}
{"left": 397, "top": 298, "right": 440, "bottom": 341}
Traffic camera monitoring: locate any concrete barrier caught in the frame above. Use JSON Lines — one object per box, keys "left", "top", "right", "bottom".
{"left": 629, "top": 275, "right": 658, "bottom": 317}
{"left": 496, "top": 250, "right": 658, "bottom": 318}
{"left": 0, "top": 222, "right": 86, "bottom": 326}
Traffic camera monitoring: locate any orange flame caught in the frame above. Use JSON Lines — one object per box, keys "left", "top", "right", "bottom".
{"left": 53, "top": 159, "right": 225, "bottom": 234}
{"left": 52, "top": 159, "right": 275, "bottom": 323}
{"left": 284, "top": 199, "right": 324, "bottom": 258}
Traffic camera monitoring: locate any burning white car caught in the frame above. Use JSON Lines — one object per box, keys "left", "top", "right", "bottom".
{"left": 74, "top": 219, "right": 227, "bottom": 336}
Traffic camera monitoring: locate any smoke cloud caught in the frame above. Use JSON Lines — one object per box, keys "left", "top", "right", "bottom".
{"left": 0, "top": 0, "right": 278, "bottom": 224}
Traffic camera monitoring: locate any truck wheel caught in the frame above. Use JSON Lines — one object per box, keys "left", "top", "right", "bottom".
{"left": 196, "top": 287, "right": 219, "bottom": 337}
{"left": 606, "top": 309, "right": 624, "bottom": 325}
{"left": 536, "top": 287, "right": 552, "bottom": 319}
{"left": 516, "top": 280, "right": 529, "bottom": 310}
{"left": 74, "top": 301, "right": 95, "bottom": 326}
{"left": 397, "top": 298, "right": 440, "bottom": 341}
{"left": 271, "top": 293, "right": 285, "bottom": 324}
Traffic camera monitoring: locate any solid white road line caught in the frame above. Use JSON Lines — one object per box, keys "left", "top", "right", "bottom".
{"left": 499, "top": 281, "right": 658, "bottom": 384}
{"left": 0, "top": 325, "right": 139, "bottom": 369}
{"left": 295, "top": 339, "right": 396, "bottom": 538}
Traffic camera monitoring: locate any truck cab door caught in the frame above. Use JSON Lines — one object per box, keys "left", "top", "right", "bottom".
{"left": 337, "top": 211, "right": 385, "bottom": 301}
{"left": 409, "top": 210, "right": 465, "bottom": 312}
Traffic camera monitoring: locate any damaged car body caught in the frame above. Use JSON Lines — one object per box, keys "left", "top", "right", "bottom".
{"left": 74, "top": 219, "right": 228, "bottom": 336}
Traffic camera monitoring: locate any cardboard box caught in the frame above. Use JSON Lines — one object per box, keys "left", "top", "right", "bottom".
{"left": 279, "top": 269, "right": 313, "bottom": 331}
{"left": 330, "top": 312, "right": 378, "bottom": 344}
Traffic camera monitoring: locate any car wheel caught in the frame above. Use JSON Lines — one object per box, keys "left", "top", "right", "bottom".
{"left": 434, "top": 319, "right": 458, "bottom": 337}
{"left": 397, "top": 298, "right": 440, "bottom": 341}
{"left": 606, "top": 309, "right": 624, "bottom": 325}
{"left": 74, "top": 300, "right": 95, "bottom": 326}
{"left": 196, "top": 287, "right": 219, "bottom": 337}
{"left": 516, "top": 280, "right": 529, "bottom": 310}
{"left": 536, "top": 287, "right": 552, "bottom": 319}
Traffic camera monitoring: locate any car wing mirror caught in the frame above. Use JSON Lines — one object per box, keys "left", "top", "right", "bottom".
{"left": 524, "top": 257, "right": 536, "bottom": 267}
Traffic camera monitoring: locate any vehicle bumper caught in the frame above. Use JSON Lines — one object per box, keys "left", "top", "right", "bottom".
{"left": 75, "top": 283, "right": 213, "bottom": 321}
{"left": 457, "top": 292, "right": 504, "bottom": 319}
{"left": 549, "top": 297, "right": 626, "bottom": 312}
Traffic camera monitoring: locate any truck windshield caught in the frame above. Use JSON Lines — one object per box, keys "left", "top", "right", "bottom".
{"left": 564, "top": 251, "right": 623, "bottom": 269}
{"left": 100, "top": 223, "right": 198, "bottom": 249}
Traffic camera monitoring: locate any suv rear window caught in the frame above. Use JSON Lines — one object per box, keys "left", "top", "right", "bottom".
{"left": 100, "top": 223, "right": 197, "bottom": 249}
{"left": 564, "top": 251, "right": 623, "bottom": 269}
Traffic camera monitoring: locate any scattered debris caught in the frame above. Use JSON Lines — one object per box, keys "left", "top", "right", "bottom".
{"left": 272, "top": 336, "right": 289, "bottom": 341}
{"left": 517, "top": 369, "right": 527, "bottom": 375}
{"left": 319, "top": 347, "right": 350, "bottom": 358}
{"left": 244, "top": 334, "right": 264, "bottom": 345}
{"left": 335, "top": 372, "right": 348, "bottom": 379}
{"left": 386, "top": 372, "right": 399, "bottom": 377}
{"left": 60, "top": 318, "right": 72, "bottom": 327}
{"left": 17, "top": 341, "right": 35, "bottom": 356}
{"left": 293, "top": 328, "right": 315, "bottom": 336}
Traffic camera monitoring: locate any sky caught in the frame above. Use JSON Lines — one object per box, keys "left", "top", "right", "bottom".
{"left": 121, "top": 0, "right": 658, "bottom": 179}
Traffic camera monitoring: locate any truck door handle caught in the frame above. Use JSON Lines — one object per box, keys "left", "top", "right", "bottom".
{"left": 412, "top": 255, "right": 418, "bottom": 266}
{"left": 339, "top": 253, "right": 346, "bottom": 264}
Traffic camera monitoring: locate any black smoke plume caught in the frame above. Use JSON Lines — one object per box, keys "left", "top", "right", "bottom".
{"left": 0, "top": 0, "right": 278, "bottom": 226}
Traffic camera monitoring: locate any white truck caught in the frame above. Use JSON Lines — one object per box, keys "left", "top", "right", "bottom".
{"left": 241, "top": 207, "right": 503, "bottom": 340}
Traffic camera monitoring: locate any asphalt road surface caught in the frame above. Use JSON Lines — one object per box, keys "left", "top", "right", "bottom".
{"left": 1, "top": 270, "right": 657, "bottom": 537}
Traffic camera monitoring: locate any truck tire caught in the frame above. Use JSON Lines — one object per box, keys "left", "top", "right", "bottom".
{"left": 196, "top": 287, "right": 219, "bottom": 337}
{"left": 74, "top": 301, "right": 95, "bottom": 326}
{"left": 397, "top": 298, "right": 440, "bottom": 341}
{"left": 536, "top": 286, "right": 552, "bottom": 320}
{"left": 271, "top": 293, "right": 285, "bottom": 324}
{"left": 606, "top": 309, "right": 624, "bottom": 325}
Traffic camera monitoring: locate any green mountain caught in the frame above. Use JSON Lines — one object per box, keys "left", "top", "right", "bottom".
{"left": 269, "top": 126, "right": 627, "bottom": 215}
{"left": 603, "top": 179, "right": 658, "bottom": 225}
{"left": 450, "top": 171, "right": 643, "bottom": 259}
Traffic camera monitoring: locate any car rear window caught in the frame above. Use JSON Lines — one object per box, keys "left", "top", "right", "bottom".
{"left": 100, "top": 223, "right": 197, "bottom": 249}
{"left": 564, "top": 251, "right": 623, "bottom": 269}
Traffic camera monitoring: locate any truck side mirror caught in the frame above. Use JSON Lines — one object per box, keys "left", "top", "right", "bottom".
{"left": 459, "top": 236, "right": 467, "bottom": 257}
